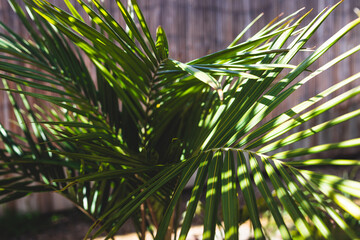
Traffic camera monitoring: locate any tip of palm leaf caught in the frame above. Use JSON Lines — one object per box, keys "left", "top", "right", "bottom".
{"left": 355, "top": 8, "right": 360, "bottom": 18}
{"left": 217, "top": 89, "right": 224, "bottom": 101}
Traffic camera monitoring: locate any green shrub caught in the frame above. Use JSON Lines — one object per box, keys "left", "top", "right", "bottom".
{"left": 0, "top": 0, "right": 360, "bottom": 239}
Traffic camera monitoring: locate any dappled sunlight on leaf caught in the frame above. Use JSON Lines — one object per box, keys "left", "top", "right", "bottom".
{"left": 0, "top": 0, "right": 359, "bottom": 239}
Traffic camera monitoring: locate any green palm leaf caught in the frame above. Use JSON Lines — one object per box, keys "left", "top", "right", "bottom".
{"left": 0, "top": 1, "right": 359, "bottom": 239}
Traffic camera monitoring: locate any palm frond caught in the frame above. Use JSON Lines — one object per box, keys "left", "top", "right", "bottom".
{"left": 0, "top": 0, "right": 359, "bottom": 239}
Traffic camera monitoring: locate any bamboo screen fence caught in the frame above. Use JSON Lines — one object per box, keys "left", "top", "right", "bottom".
{"left": 0, "top": 0, "right": 359, "bottom": 214}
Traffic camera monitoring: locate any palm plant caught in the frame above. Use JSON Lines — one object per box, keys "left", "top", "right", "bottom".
{"left": 0, "top": 0, "right": 360, "bottom": 239}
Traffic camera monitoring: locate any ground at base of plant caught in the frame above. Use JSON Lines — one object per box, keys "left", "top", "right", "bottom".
{"left": 0, "top": 208, "right": 93, "bottom": 240}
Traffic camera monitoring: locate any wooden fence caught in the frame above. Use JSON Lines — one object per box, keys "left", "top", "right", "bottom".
{"left": 0, "top": 0, "right": 359, "bottom": 214}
